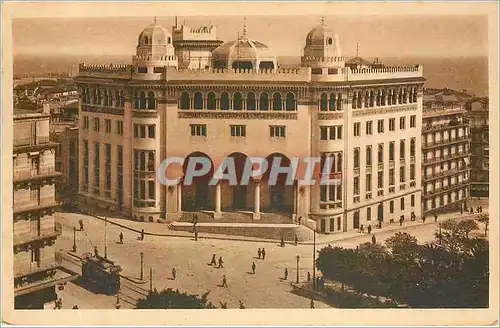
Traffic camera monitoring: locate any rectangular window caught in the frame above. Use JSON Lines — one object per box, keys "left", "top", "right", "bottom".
{"left": 390, "top": 200, "right": 394, "bottom": 213}
{"left": 401, "top": 197, "right": 405, "bottom": 210}
{"left": 94, "top": 142, "right": 100, "bottom": 189}
{"left": 117, "top": 121, "right": 123, "bottom": 135}
{"left": 400, "top": 166, "right": 405, "bottom": 182}
{"left": 389, "top": 168, "right": 395, "bottom": 185}
{"left": 366, "top": 173, "right": 372, "bottom": 191}
{"left": 337, "top": 217, "right": 341, "bottom": 231}
{"left": 83, "top": 116, "right": 89, "bottom": 130}
{"left": 230, "top": 125, "right": 246, "bottom": 137}
{"left": 105, "top": 119, "right": 112, "bottom": 133}
{"left": 377, "top": 119, "right": 384, "bottom": 133}
{"left": 377, "top": 171, "right": 383, "bottom": 188}
{"left": 148, "top": 125, "right": 156, "bottom": 138}
{"left": 134, "top": 124, "right": 139, "bottom": 138}
{"left": 366, "top": 146, "right": 372, "bottom": 166}
{"left": 270, "top": 125, "right": 286, "bottom": 138}
{"left": 320, "top": 126, "right": 328, "bottom": 140}
{"left": 190, "top": 124, "right": 207, "bottom": 136}
{"left": 329, "top": 218, "right": 335, "bottom": 232}
{"left": 366, "top": 121, "right": 373, "bottom": 135}
{"left": 140, "top": 180, "right": 146, "bottom": 200}
{"left": 354, "top": 147, "right": 360, "bottom": 168}
{"left": 389, "top": 118, "right": 395, "bottom": 131}
{"left": 148, "top": 180, "right": 155, "bottom": 200}
{"left": 320, "top": 185, "right": 327, "bottom": 202}
{"left": 336, "top": 126, "right": 343, "bottom": 139}
{"left": 83, "top": 140, "right": 89, "bottom": 185}
{"left": 353, "top": 176, "right": 359, "bottom": 195}
{"left": 140, "top": 125, "right": 146, "bottom": 138}
{"left": 410, "top": 164, "right": 415, "bottom": 180}
{"left": 400, "top": 117, "right": 406, "bottom": 130}
{"left": 367, "top": 207, "right": 371, "bottom": 221}
{"left": 93, "top": 118, "right": 100, "bottom": 132}
{"left": 329, "top": 185, "right": 336, "bottom": 201}
{"left": 410, "top": 115, "right": 416, "bottom": 128}
{"left": 134, "top": 150, "right": 139, "bottom": 170}
{"left": 411, "top": 195, "right": 415, "bottom": 207}
{"left": 354, "top": 122, "right": 361, "bottom": 137}
{"left": 134, "top": 178, "right": 139, "bottom": 199}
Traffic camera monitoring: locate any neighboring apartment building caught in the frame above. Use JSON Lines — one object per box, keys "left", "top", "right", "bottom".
{"left": 466, "top": 97, "right": 489, "bottom": 197}
{"left": 13, "top": 104, "right": 78, "bottom": 309}
{"left": 421, "top": 89, "right": 471, "bottom": 215}
{"left": 75, "top": 19, "right": 424, "bottom": 233}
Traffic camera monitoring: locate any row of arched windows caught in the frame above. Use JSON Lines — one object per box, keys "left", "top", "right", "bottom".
{"left": 133, "top": 91, "right": 156, "bottom": 110}
{"left": 179, "top": 91, "right": 297, "bottom": 111}
{"left": 82, "top": 88, "right": 126, "bottom": 108}
{"left": 319, "top": 93, "right": 343, "bottom": 111}
{"left": 352, "top": 87, "right": 418, "bottom": 109}
{"left": 320, "top": 152, "right": 343, "bottom": 173}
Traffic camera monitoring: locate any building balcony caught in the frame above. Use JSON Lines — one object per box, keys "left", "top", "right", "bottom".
{"left": 133, "top": 109, "right": 158, "bottom": 119}
{"left": 13, "top": 223, "right": 62, "bottom": 247}
{"left": 410, "top": 180, "right": 416, "bottom": 187}
{"left": 389, "top": 186, "right": 395, "bottom": 193}
{"left": 13, "top": 136, "right": 50, "bottom": 148}
{"left": 424, "top": 180, "right": 469, "bottom": 196}
{"left": 365, "top": 192, "right": 372, "bottom": 200}
{"left": 399, "top": 183, "right": 406, "bottom": 190}
{"left": 422, "top": 122, "right": 467, "bottom": 133}
{"left": 424, "top": 166, "right": 469, "bottom": 182}
{"left": 319, "top": 201, "right": 342, "bottom": 210}
{"left": 13, "top": 167, "right": 62, "bottom": 183}
{"left": 423, "top": 136, "right": 470, "bottom": 149}
{"left": 423, "top": 151, "right": 468, "bottom": 165}
{"left": 82, "top": 104, "right": 124, "bottom": 116}
{"left": 377, "top": 188, "right": 384, "bottom": 196}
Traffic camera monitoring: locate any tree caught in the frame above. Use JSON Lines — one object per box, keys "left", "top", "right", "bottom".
{"left": 136, "top": 289, "right": 216, "bottom": 309}
{"left": 477, "top": 214, "right": 489, "bottom": 237}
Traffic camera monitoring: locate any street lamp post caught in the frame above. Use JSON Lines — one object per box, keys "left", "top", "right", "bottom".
{"left": 296, "top": 255, "right": 300, "bottom": 284}
{"left": 140, "top": 252, "right": 144, "bottom": 281}
{"left": 104, "top": 216, "right": 108, "bottom": 259}
{"left": 149, "top": 268, "right": 153, "bottom": 292}
{"left": 312, "top": 228, "right": 316, "bottom": 290}
{"left": 72, "top": 226, "right": 77, "bottom": 252}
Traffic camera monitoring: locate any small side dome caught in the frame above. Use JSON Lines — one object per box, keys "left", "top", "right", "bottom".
{"left": 136, "top": 21, "right": 175, "bottom": 59}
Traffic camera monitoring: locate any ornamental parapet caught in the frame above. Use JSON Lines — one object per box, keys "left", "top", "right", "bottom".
{"left": 178, "top": 110, "right": 298, "bottom": 120}
{"left": 78, "top": 63, "right": 133, "bottom": 79}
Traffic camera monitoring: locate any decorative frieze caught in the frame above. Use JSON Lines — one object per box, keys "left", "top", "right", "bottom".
{"left": 352, "top": 105, "right": 418, "bottom": 117}
{"left": 178, "top": 110, "right": 298, "bottom": 120}
{"left": 317, "top": 112, "right": 343, "bottom": 120}
{"left": 82, "top": 105, "right": 124, "bottom": 116}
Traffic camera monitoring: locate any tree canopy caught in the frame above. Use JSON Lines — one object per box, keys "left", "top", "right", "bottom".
{"left": 136, "top": 289, "right": 217, "bottom": 309}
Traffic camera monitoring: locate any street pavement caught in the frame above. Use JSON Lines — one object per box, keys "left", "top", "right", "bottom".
{"left": 54, "top": 209, "right": 486, "bottom": 309}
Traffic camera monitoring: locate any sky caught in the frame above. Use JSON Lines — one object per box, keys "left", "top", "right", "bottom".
{"left": 13, "top": 15, "right": 488, "bottom": 58}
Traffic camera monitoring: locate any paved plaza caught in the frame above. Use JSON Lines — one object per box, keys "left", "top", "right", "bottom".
{"left": 52, "top": 207, "right": 485, "bottom": 309}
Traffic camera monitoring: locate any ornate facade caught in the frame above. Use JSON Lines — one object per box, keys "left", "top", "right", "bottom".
{"left": 76, "top": 19, "right": 424, "bottom": 233}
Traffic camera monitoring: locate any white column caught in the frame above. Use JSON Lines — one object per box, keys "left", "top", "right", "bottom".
{"left": 177, "top": 183, "right": 182, "bottom": 213}
{"left": 214, "top": 181, "right": 222, "bottom": 219}
{"left": 253, "top": 179, "right": 261, "bottom": 220}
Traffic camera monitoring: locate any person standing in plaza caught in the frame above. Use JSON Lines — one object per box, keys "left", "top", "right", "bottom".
{"left": 372, "top": 234, "right": 377, "bottom": 245}
{"left": 307, "top": 271, "right": 311, "bottom": 283}
{"left": 261, "top": 248, "right": 266, "bottom": 260}
{"left": 294, "top": 234, "right": 298, "bottom": 246}
{"left": 310, "top": 299, "right": 315, "bottom": 309}
{"left": 281, "top": 237, "right": 285, "bottom": 247}
{"left": 210, "top": 254, "right": 217, "bottom": 266}
{"left": 119, "top": 232, "right": 123, "bottom": 244}
{"left": 194, "top": 229, "right": 198, "bottom": 241}
{"left": 172, "top": 267, "right": 176, "bottom": 280}
{"left": 222, "top": 275, "right": 228, "bottom": 287}
{"left": 252, "top": 262, "right": 256, "bottom": 274}
{"left": 434, "top": 214, "right": 438, "bottom": 223}
{"left": 367, "top": 225, "right": 372, "bottom": 234}
{"left": 257, "top": 248, "right": 262, "bottom": 259}
{"left": 399, "top": 217, "right": 403, "bottom": 226}
{"left": 218, "top": 256, "right": 224, "bottom": 269}
{"left": 460, "top": 207, "right": 463, "bottom": 215}
{"left": 422, "top": 215, "right": 426, "bottom": 223}
{"left": 284, "top": 268, "right": 288, "bottom": 280}
{"left": 141, "top": 229, "right": 145, "bottom": 241}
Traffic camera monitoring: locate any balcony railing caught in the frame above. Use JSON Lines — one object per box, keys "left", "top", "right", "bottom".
{"left": 13, "top": 167, "right": 61, "bottom": 182}
{"left": 319, "top": 201, "right": 342, "bottom": 210}
{"left": 14, "top": 223, "right": 62, "bottom": 247}
{"left": 353, "top": 196, "right": 360, "bottom": 204}
{"left": 410, "top": 181, "right": 416, "bottom": 187}
{"left": 13, "top": 200, "right": 60, "bottom": 214}
{"left": 400, "top": 183, "right": 406, "bottom": 190}
{"left": 423, "top": 136, "right": 469, "bottom": 148}
{"left": 353, "top": 168, "right": 360, "bottom": 176}
{"left": 423, "top": 152, "right": 467, "bottom": 165}
{"left": 389, "top": 186, "right": 395, "bottom": 193}
{"left": 365, "top": 192, "right": 372, "bottom": 200}
{"left": 424, "top": 166, "right": 469, "bottom": 181}
{"left": 424, "top": 180, "right": 469, "bottom": 196}
{"left": 377, "top": 189, "right": 384, "bottom": 196}
{"left": 422, "top": 122, "right": 467, "bottom": 133}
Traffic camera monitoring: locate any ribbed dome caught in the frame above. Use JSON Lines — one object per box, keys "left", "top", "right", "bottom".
{"left": 212, "top": 38, "right": 275, "bottom": 63}
{"left": 138, "top": 23, "right": 172, "bottom": 46}
{"left": 306, "top": 24, "right": 335, "bottom": 47}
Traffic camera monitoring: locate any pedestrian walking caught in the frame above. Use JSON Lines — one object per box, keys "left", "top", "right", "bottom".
{"left": 141, "top": 229, "right": 145, "bottom": 241}
{"left": 119, "top": 232, "right": 123, "bottom": 244}
{"left": 222, "top": 275, "right": 228, "bottom": 287}
{"left": 261, "top": 248, "right": 266, "bottom": 260}
{"left": 422, "top": 215, "right": 426, "bottom": 223}
{"left": 193, "top": 214, "right": 198, "bottom": 226}
{"left": 284, "top": 268, "right": 288, "bottom": 280}
{"left": 218, "top": 256, "right": 224, "bottom": 269}
{"left": 310, "top": 299, "right": 315, "bottom": 309}
{"left": 258, "top": 248, "right": 262, "bottom": 259}
{"left": 294, "top": 234, "right": 298, "bottom": 246}
{"left": 194, "top": 229, "right": 198, "bottom": 241}
{"left": 252, "top": 262, "right": 256, "bottom": 274}
{"left": 367, "top": 225, "right": 372, "bottom": 234}
{"left": 399, "top": 217, "right": 403, "bottom": 226}
{"left": 298, "top": 216, "right": 302, "bottom": 225}
{"left": 434, "top": 214, "right": 438, "bottom": 223}
{"left": 307, "top": 271, "right": 311, "bottom": 283}
{"left": 79, "top": 220, "right": 84, "bottom": 231}
{"left": 372, "top": 235, "right": 377, "bottom": 245}
{"left": 172, "top": 267, "right": 176, "bottom": 280}
{"left": 281, "top": 237, "right": 285, "bottom": 247}
{"left": 210, "top": 254, "right": 217, "bottom": 266}
{"left": 94, "top": 246, "right": 99, "bottom": 257}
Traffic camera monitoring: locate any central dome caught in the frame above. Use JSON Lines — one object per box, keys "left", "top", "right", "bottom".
{"left": 306, "top": 24, "right": 335, "bottom": 47}
{"left": 212, "top": 20, "right": 277, "bottom": 70}
{"left": 136, "top": 21, "right": 175, "bottom": 58}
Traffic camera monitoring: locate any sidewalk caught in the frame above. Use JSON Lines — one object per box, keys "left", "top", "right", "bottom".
{"left": 59, "top": 209, "right": 479, "bottom": 246}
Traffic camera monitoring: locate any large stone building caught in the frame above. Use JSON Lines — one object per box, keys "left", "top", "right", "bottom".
{"left": 421, "top": 89, "right": 471, "bottom": 215}
{"left": 466, "top": 97, "right": 489, "bottom": 197}
{"left": 13, "top": 104, "right": 77, "bottom": 309}
{"left": 75, "top": 19, "right": 424, "bottom": 233}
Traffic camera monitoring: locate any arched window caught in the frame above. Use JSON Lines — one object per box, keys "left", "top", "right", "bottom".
{"left": 233, "top": 92, "right": 243, "bottom": 110}
{"left": 273, "top": 93, "right": 282, "bottom": 111}
{"left": 285, "top": 92, "right": 296, "bottom": 111}
{"left": 366, "top": 146, "right": 372, "bottom": 166}
{"left": 327, "top": 37, "right": 333, "bottom": 45}
{"left": 194, "top": 92, "right": 203, "bottom": 110}
{"left": 381, "top": 90, "right": 386, "bottom": 106}
{"left": 364, "top": 91, "right": 370, "bottom": 108}
{"left": 378, "top": 145, "right": 384, "bottom": 163}
{"left": 400, "top": 140, "right": 405, "bottom": 159}
{"left": 398, "top": 89, "right": 403, "bottom": 104}
{"left": 180, "top": 91, "right": 190, "bottom": 110}
{"left": 336, "top": 94, "right": 342, "bottom": 111}
{"left": 247, "top": 92, "right": 256, "bottom": 110}
{"left": 410, "top": 138, "right": 416, "bottom": 157}
{"left": 139, "top": 91, "right": 147, "bottom": 109}
{"left": 140, "top": 152, "right": 146, "bottom": 171}
{"left": 354, "top": 148, "right": 360, "bottom": 168}
{"left": 97, "top": 88, "right": 102, "bottom": 105}
{"left": 389, "top": 142, "right": 395, "bottom": 161}
{"left": 328, "top": 93, "right": 336, "bottom": 111}
{"left": 369, "top": 91, "right": 375, "bottom": 107}
{"left": 220, "top": 92, "right": 229, "bottom": 110}
{"left": 148, "top": 151, "right": 155, "bottom": 171}
{"left": 357, "top": 92, "right": 362, "bottom": 108}
{"left": 376, "top": 91, "right": 381, "bottom": 106}
{"left": 144, "top": 36, "right": 149, "bottom": 44}
{"left": 337, "top": 153, "right": 342, "bottom": 172}
{"left": 207, "top": 92, "right": 216, "bottom": 110}
{"left": 120, "top": 91, "right": 125, "bottom": 108}
{"left": 103, "top": 90, "right": 109, "bottom": 106}
{"left": 321, "top": 154, "right": 335, "bottom": 175}
{"left": 392, "top": 90, "right": 397, "bottom": 105}
{"left": 320, "top": 93, "right": 328, "bottom": 111}
{"left": 260, "top": 92, "right": 269, "bottom": 110}
{"left": 147, "top": 91, "right": 156, "bottom": 109}
{"left": 352, "top": 93, "right": 357, "bottom": 109}
{"left": 115, "top": 91, "right": 120, "bottom": 107}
